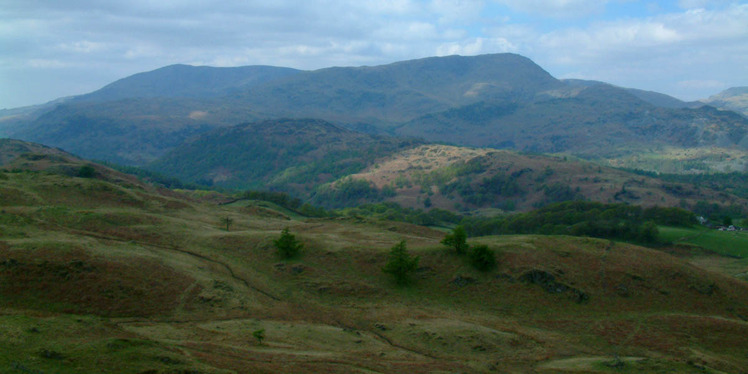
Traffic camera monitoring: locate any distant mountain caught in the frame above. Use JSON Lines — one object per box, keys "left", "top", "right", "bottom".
{"left": 147, "top": 118, "right": 421, "bottom": 194}
{"left": 11, "top": 98, "right": 224, "bottom": 165}
{"left": 703, "top": 87, "right": 748, "bottom": 117}
{"left": 395, "top": 83, "right": 748, "bottom": 155}
{"left": 561, "top": 79, "right": 698, "bottom": 109}
{"left": 74, "top": 64, "right": 301, "bottom": 102}
{"left": 4, "top": 53, "right": 748, "bottom": 168}
{"left": 232, "top": 53, "right": 563, "bottom": 125}
{"left": 0, "top": 96, "right": 75, "bottom": 137}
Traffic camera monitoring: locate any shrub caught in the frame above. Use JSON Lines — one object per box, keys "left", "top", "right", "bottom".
{"left": 441, "top": 225, "right": 469, "bottom": 254}
{"left": 78, "top": 165, "right": 96, "bottom": 178}
{"left": 470, "top": 244, "right": 496, "bottom": 271}
{"left": 273, "top": 227, "right": 303, "bottom": 259}
{"left": 382, "top": 240, "right": 419, "bottom": 286}
{"left": 252, "top": 329, "right": 265, "bottom": 345}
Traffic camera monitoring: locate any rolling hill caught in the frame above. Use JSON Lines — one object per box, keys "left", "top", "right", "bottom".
{"left": 321, "top": 144, "right": 748, "bottom": 214}
{"left": 147, "top": 118, "right": 422, "bottom": 194}
{"left": 703, "top": 86, "right": 748, "bottom": 117}
{"left": 140, "top": 118, "right": 747, "bottom": 215}
{"left": 1, "top": 140, "right": 748, "bottom": 373}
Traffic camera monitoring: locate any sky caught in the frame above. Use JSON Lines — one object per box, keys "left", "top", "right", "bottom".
{"left": 1, "top": 0, "right": 747, "bottom": 109}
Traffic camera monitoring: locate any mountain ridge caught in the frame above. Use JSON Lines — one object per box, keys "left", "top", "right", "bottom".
{"left": 3, "top": 53, "right": 747, "bottom": 169}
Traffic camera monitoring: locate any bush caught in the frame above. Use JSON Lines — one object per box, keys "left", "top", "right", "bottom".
{"left": 469, "top": 244, "right": 496, "bottom": 271}
{"left": 382, "top": 240, "right": 419, "bottom": 286}
{"left": 441, "top": 225, "right": 469, "bottom": 254}
{"left": 78, "top": 165, "right": 96, "bottom": 178}
{"left": 252, "top": 329, "right": 265, "bottom": 345}
{"left": 273, "top": 227, "right": 303, "bottom": 259}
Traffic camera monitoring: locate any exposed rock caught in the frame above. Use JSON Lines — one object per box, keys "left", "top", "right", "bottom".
{"left": 496, "top": 273, "right": 516, "bottom": 283}
{"left": 290, "top": 264, "right": 305, "bottom": 274}
{"left": 519, "top": 269, "right": 589, "bottom": 303}
{"left": 451, "top": 275, "right": 476, "bottom": 287}
{"left": 691, "top": 283, "right": 718, "bottom": 295}
{"left": 374, "top": 323, "right": 388, "bottom": 331}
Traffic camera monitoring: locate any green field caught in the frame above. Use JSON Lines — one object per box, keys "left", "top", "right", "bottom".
{"left": 3, "top": 147, "right": 748, "bottom": 373}
{"left": 659, "top": 225, "right": 748, "bottom": 257}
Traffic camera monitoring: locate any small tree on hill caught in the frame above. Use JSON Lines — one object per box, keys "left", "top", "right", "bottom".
{"left": 470, "top": 244, "right": 496, "bottom": 271}
{"left": 274, "top": 227, "right": 303, "bottom": 259}
{"left": 441, "top": 225, "right": 469, "bottom": 254}
{"left": 222, "top": 216, "right": 234, "bottom": 231}
{"left": 382, "top": 240, "right": 419, "bottom": 286}
{"left": 252, "top": 328, "right": 265, "bottom": 345}
{"left": 637, "top": 221, "right": 659, "bottom": 244}
{"left": 78, "top": 165, "right": 96, "bottom": 178}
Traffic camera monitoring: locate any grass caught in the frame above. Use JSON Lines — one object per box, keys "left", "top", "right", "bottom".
{"left": 2, "top": 157, "right": 748, "bottom": 373}
{"left": 659, "top": 225, "right": 748, "bottom": 258}
{"left": 0, "top": 314, "right": 231, "bottom": 374}
{"left": 346, "top": 144, "right": 748, "bottom": 215}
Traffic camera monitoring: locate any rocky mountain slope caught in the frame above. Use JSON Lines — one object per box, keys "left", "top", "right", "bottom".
{"left": 703, "top": 86, "right": 748, "bottom": 117}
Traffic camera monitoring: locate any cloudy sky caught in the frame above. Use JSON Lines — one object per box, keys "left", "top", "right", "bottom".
{"left": 1, "top": 0, "right": 747, "bottom": 109}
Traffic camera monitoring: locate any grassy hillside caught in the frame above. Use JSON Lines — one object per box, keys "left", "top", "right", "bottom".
{"left": 11, "top": 97, "right": 263, "bottom": 165}
{"left": 604, "top": 146, "right": 748, "bottom": 174}
{"left": 660, "top": 226, "right": 748, "bottom": 258}
{"left": 336, "top": 144, "right": 748, "bottom": 214}
{"left": 2, "top": 142, "right": 748, "bottom": 373}
{"left": 147, "top": 118, "right": 422, "bottom": 194}
{"left": 703, "top": 86, "right": 748, "bottom": 117}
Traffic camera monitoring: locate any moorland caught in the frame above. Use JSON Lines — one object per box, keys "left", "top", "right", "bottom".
{"left": 1, "top": 53, "right": 748, "bottom": 373}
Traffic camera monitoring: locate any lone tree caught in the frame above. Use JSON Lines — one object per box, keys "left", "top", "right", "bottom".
{"left": 382, "top": 240, "right": 419, "bottom": 286}
{"left": 78, "top": 165, "right": 96, "bottom": 178}
{"left": 274, "top": 227, "right": 303, "bottom": 259}
{"left": 222, "top": 216, "right": 234, "bottom": 231}
{"left": 441, "top": 225, "right": 469, "bottom": 254}
{"left": 252, "top": 328, "right": 265, "bottom": 345}
{"left": 470, "top": 244, "right": 496, "bottom": 271}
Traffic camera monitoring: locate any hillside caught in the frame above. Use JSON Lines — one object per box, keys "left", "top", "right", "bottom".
{"left": 74, "top": 64, "right": 301, "bottom": 102}
{"left": 0, "top": 138, "right": 70, "bottom": 166}
{"left": 395, "top": 85, "right": 748, "bottom": 155}
{"left": 329, "top": 144, "right": 748, "bottom": 214}
{"left": 147, "top": 118, "right": 422, "bottom": 194}
{"left": 232, "top": 53, "right": 563, "bottom": 125}
{"left": 703, "top": 86, "right": 748, "bottom": 117}
{"left": 1, "top": 140, "right": 748, "bottom": 373}
{"left": 6, "top": 53, "right": 747, "bottom": 168}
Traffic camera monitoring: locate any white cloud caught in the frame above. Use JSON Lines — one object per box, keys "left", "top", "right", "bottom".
{"left": 677, "top": 0, "right": 733, "bottom": 9}
{"left": 493, "top": 0, "right": 609, "bottom": 18}
{"left": 0, "top": 0, "right": 746, "bottom": 107}
{"left": 436, "top": 37, "right": 516, "bottom": 55}
{"left": 538, "top": 4, "right": 747, "bottom": 60}
{"left": 429, "top": 0, "right": 485, "bottom": 23}
{"left": 56, "top": 40, "right": 107, "bottom": 53}
{"left": 28, "top": 59, "right": 69, "bottom": 68}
